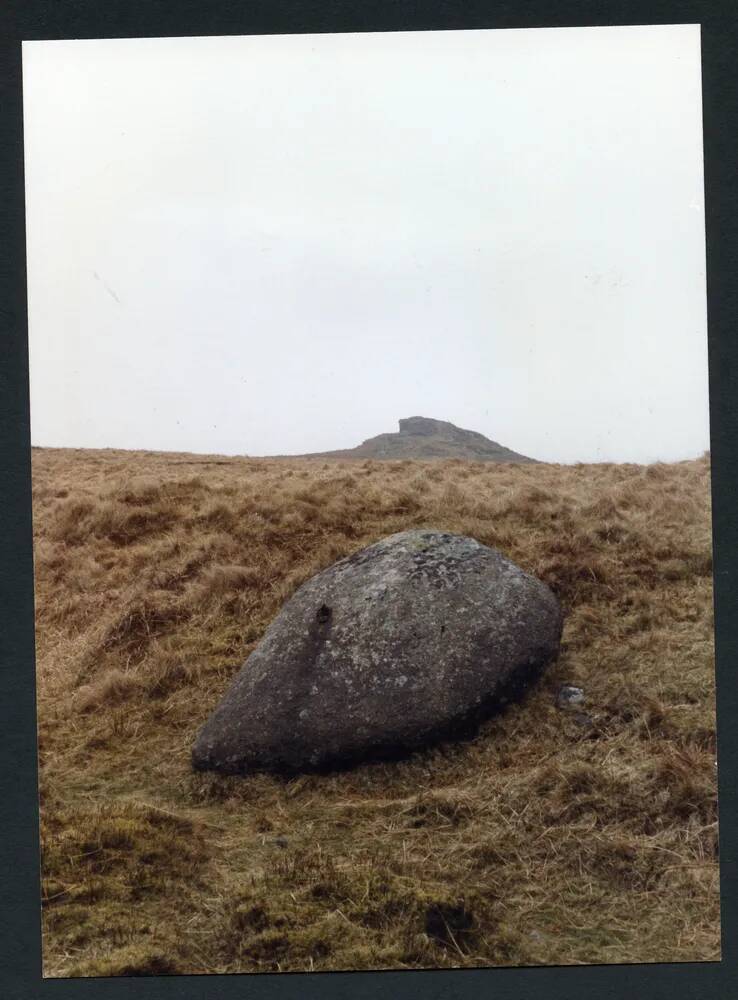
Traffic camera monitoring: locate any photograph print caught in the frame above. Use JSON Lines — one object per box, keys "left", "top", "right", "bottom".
{"left": 23, "top": 24, "right": 718, "bottom": 977}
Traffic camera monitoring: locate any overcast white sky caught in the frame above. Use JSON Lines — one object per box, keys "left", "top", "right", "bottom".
{"left": 23, "top": 25, "right": 708, "bottom": 464}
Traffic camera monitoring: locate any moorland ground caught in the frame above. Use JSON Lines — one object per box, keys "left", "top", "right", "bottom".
{"left": 32, "top": 448, "right": 719, "bottom": 976}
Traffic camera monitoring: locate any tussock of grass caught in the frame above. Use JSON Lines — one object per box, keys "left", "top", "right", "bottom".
{"left": 31, "top": 447, "right": 719, "bottom": 976}
{"left": 40, "top": 796, "right": 211, "bottom": 976}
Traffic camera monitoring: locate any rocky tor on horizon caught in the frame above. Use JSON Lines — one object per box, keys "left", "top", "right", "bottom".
{"left": 272, "top": 416, "right": 536, "bottom": 462}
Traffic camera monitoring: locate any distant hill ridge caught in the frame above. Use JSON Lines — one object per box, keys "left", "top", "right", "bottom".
{"left": 280, "top": 416, "right": 536, "bottom": 462}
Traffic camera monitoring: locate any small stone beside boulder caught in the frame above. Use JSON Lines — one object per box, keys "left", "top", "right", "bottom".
{"left": 556, "top": 685, "right": 585, "bottom": 709}
{"left": 192, "top": 529, "right": 563, "bottom": 775}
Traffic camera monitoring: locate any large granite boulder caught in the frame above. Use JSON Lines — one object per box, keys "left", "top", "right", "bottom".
{"left": 192, "top": 530, "right": 563, "bottom": 775}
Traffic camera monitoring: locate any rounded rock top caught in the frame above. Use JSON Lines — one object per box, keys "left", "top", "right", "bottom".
{"left": 192, "top": 529, "right": 564, "bottom": 775}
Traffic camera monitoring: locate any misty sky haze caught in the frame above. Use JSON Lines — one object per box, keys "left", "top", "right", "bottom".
{"left": 23, "top": 25, "right": 709, "bottom": 464}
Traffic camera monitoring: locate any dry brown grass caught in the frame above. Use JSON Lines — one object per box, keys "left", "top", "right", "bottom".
{"left": 32, "top": 447, "right": 719, "bottom": 976}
